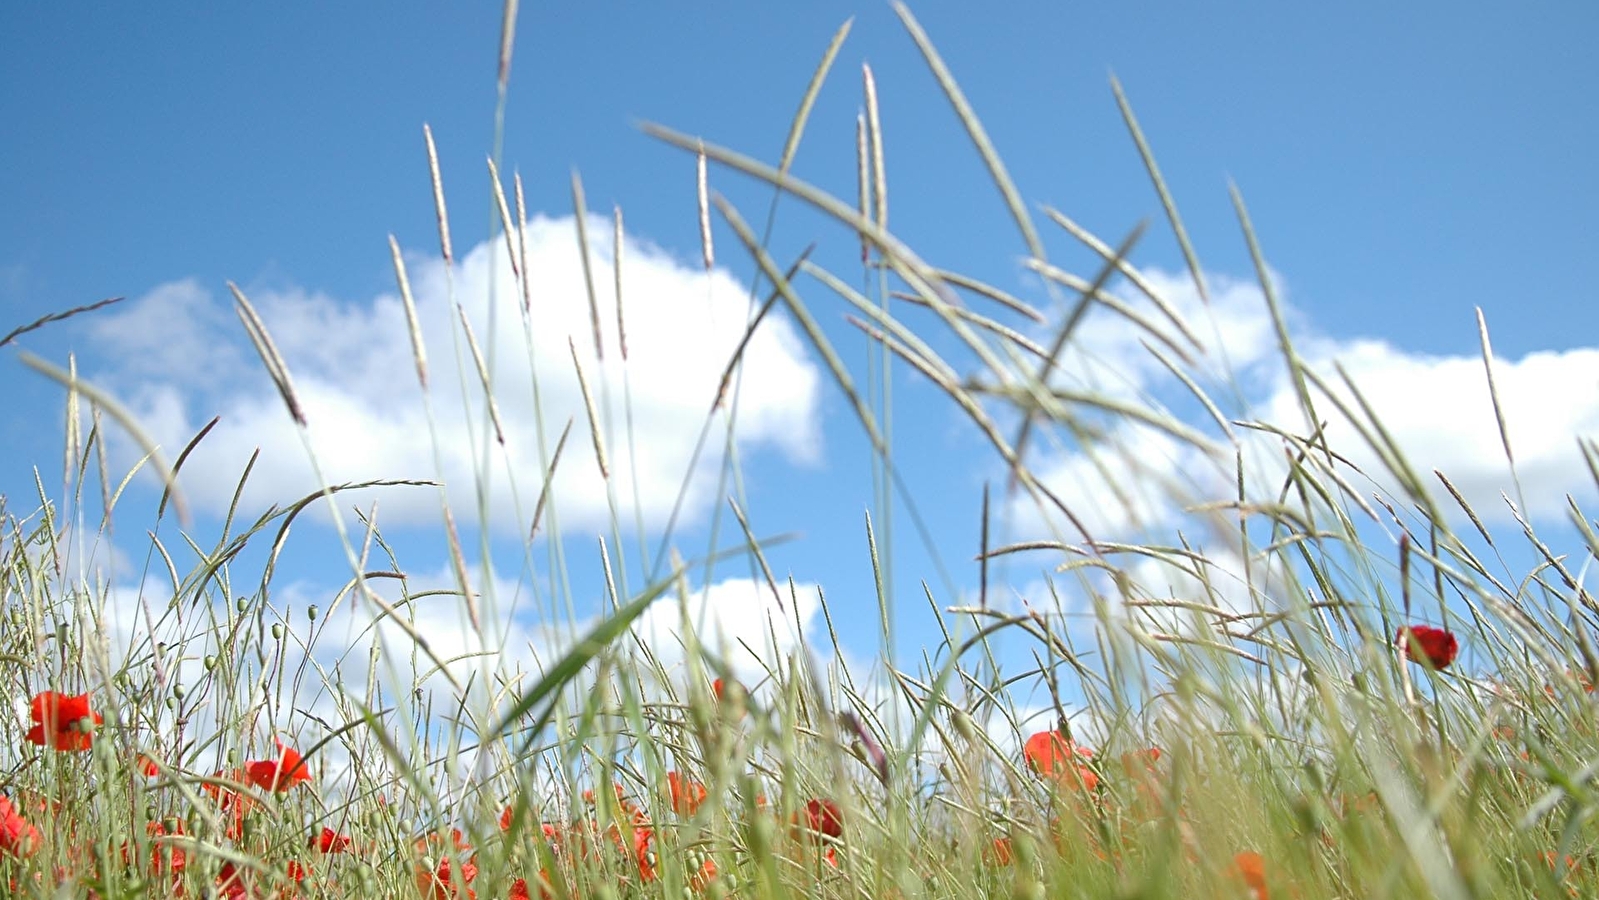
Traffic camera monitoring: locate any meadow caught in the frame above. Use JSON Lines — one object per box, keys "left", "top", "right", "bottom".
{"left": 3, "top": 4, "right": 1596, "bottom": 898}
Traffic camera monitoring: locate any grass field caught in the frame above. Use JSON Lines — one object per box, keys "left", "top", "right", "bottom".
{"left": 4, "top": 4, "right": 1597, "bottom": 899}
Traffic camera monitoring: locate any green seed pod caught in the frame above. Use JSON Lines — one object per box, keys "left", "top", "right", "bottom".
{"left": 172, "top": 683, "right": 185, "bottom": 700}
{"left": 204, "top": 656, "right": 217, "bottom": 671}
{"left": 272, "top": 623, "right": 285, "bottom": 640}
{"left": 307, "top": 605, "right": 319, "bottom": 621}
{"left": 236, "top": 596, "right": 248, "bottom": 614}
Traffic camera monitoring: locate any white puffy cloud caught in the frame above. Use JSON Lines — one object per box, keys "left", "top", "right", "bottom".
{"left": 1011, "top": 266, "right": 1599, "bottom": 539}
{"left": 632, "top": 575, "right": 822, "bottom": 687}
{"left": 85, "top": 214, "right": 821, "bottom": 536}
{"left": 1278, "top": 337, "right": 1599, "bottom": 523}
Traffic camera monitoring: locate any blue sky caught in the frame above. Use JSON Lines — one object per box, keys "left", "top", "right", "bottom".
{"left": 4, "top": 3, "right": 1598, "bottom": 730}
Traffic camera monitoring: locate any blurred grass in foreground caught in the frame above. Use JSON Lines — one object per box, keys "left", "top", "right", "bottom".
{"left": 2, "top": 3, "right": 1596, "bottom": 898}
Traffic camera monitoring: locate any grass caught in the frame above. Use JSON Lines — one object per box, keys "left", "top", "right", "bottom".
{"left": 3, "top": 4, "right": 1598, "bottom": 899}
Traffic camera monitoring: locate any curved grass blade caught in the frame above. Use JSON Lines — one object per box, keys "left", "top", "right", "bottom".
{"left": 1110, "top": 75, "right": 1210, "bottom": 306}
{"left": 20, "top": 351, "right": 190, "bottom": 526}
{"left": 488, "top": 566, "right": 681, "bottom": 747}
{"left": 892, "top": 1, "right": 1042, "bottom": 260}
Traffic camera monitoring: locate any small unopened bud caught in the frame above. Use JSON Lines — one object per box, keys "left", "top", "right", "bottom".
{"left": 952, "top": 709, "right": 977, "bottom": 742}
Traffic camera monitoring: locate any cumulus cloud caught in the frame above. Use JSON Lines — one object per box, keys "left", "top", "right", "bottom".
{"left": 1010, "top": 265, "right": 1599, "bottom": 540}
{"left": 1279, "top": 337, "right": 1599, "bottom": 523}
{"left": 84, "top": 214, "right": 821, "bottom": 536}
{"left": 632, "top": 576, "right": 821, "bottom": 685}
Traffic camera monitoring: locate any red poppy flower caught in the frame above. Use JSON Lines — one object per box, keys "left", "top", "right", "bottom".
{"left": 146, "top": 818, "right": 188, "bottom": 876}
{"left": 312, "top": 826, "right": 353, "bottom": 853}
{"left": 1544, "top": 669, "right": 1596, "bottom": 696}
{"left": 1023, "top": 730, "right": 1098, "bottom": 790}
{"left": 712, "top": 678, "right": 747, "bottom": 718}
{"left": 667, "top": 770, "right": 707, "bottom": 815}
{"left": 631, "top": 823, "right": 658, "bottom": 881}
{"left": 244, "top": 739, "right": 311, "bottom": 791}
{"left": 511, "top": 870, "right": 564, "bottom": 900}
{"left": 0, "top": 796, "right": 40, "bottom": 858}
{"left": 136, "top": 753, "right": 161, "bottom": 777}
{"left": 689, "top": 857, "right": 718, "bottom": 891}
{"left": 413, "top": 828, "right": 471, "bottom": 855}
{"left": 417, "top": 855, "right": 478, "bottom": 900}
{"left": 201, "top": 770, "right": 257, "bottom": 840}
{"left": 796, "top": 798, "right": 843, "bottom": 841}
{"left": 1231, "top": 851, "right": 1269, "bottom": 900}
{"left": 215, "top": 860, "right": 288, "bottom": 900}
{"left": 582, "top": 782, "right": 627, "bottom": 806}
{"left": 26, "top": 692, "right": 102, "bottom": 752}
{"left": 983, "top": 837, "right": 1014, "bottom": 866}
{"left": 1396, "top": 625, "right": 1458, "bottom": 670}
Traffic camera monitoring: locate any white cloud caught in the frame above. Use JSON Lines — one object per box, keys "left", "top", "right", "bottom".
{"left": 85, "top": 214, "right": 822, "bottom": 536}
{"left": 1279, "top": 337, "right": 1599, "bottom": 523}
{"left": 632, "top": 575, "right": 823, "bottom": 687}
{"left": 1011, "top": 266, "right": 1599, "bottom": 539}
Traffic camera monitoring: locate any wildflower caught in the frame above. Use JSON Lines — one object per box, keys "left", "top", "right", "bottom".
{"left": 1230, "top": 851, "right": 1269, "bottom": 900}
{"left": 711, "top": 678, "right": 726, "bottom": 701}
{"left": 1023, "top": 730, "right": 1098, "bottom": 790}
{"left": 512, "top": 870, "right": 564, "bottom": 900}
{"left": 1119, "top": 747, "right": 1162, "bottom": 773}
{"left": 26, "top": 691, "right": 102, "bottom": 752}
{"left": 417, "top": 855, "right": 479, "bottom": 900}
{"left": 244, "top": 739, "right": 311, "bottom": 791}
{"left": 983, "top": 837, "right": 1014, "bottom": 866}
{"left": 201, "top": 771, "right": 257, "bottom": 840}
{"left": 215, "top": 862, "right": 248, "bottom": 900}
{"left": 499, "top": 805, "right": 515, "bottom": 831}
{"left": 1543, "top": 851, "right": 1576, "bottom": 873}
{"left": 413, "top": 828, "right": 471, "bottom": 855}
{"left": 689, "top": 856, "right": 718, "bottom": 891}
{"left": 796, "top": 798, "right": 843, "bottom": 841}
{"left": 667, "top": 770, "right": 707, "bottom": 815}
{"left": 147, "top": 818, "right": 188, "bottom": 876}
{"left": 1544, "top": 669, "right": 1597, "bottom": 696}
{"left": 582, "top": 782, "right": 628, "bottom": 807}
{"left": 1396, "top": 624, "right": 1458, "bottom": 670}
{"left": 137, "top": 753, "right": 161, "bottom": 777}
{"left": 541, "top": 822, "right": 564, "bottom": 846}
{"left": 631, "top": 823, "right": 658, "bottom": 881}
{"left": 0, "top": 796, "right": 40, "bottom": 858}
{"left": 311, "top": 826, "right": 353, "bottom": 853}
